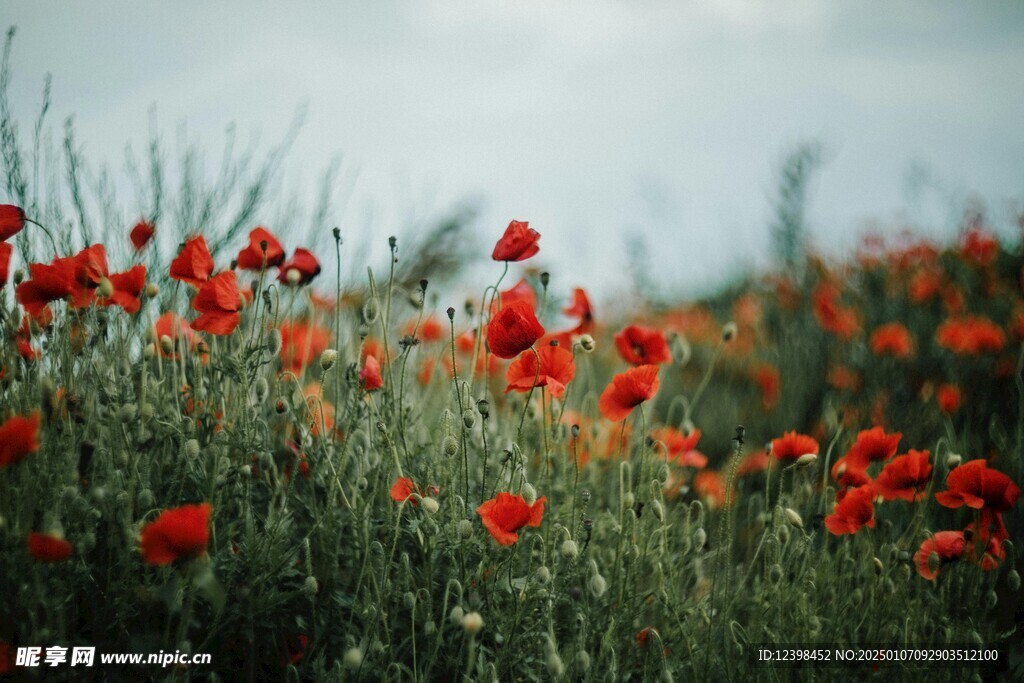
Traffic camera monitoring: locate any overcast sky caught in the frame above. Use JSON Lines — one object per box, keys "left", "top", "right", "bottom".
{"left": 5, "top": 1, "right": 1024, "bottom": 301}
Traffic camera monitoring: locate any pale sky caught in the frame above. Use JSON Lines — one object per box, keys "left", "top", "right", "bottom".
{"left": 5, "top": 1, "right": 1024, "bottom": 301}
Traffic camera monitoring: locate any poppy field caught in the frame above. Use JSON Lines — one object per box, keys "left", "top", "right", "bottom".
{"left": 2, "top": 42, "right": 1024, "bottom": 683}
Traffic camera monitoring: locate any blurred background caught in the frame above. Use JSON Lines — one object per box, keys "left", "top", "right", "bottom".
{"left": 4, "top": 0, "right": 1024, "bottom": 302}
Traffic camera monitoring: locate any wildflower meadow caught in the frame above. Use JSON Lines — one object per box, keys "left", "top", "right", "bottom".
{"left": 1, "top": 26, "right": 1022, "bottom": 683}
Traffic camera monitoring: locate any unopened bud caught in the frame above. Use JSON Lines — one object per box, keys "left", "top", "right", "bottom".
{"left": 362, "top": 298, "right": 380, "bottom": 324}
{"left": 721, "top": 321, "right": 738, "bottom": 342}
{"left": 97, "top": 277, "right": 115, "bottom": 298}
{"left": 13, "top": 268, "right": 25, "bottom": 285}
{"left": 946, "top": 454, "right": 962, "bottom": 469}
{"left": 145, "top": 282, "right": 159, "bottom": 298}
{"left": 267, "top": 329, "right": 282, "bottom": 356}
{"left": 927, "top": 551, "right": 940, "bottom": 575}
{"left": 320, "top": 349, "right": 338, "bottom": 371}
{"left": 784, "top": 508, "right": 803, "bottom": 529}
{"left": 461, "top": 611, "right": 483, "bottom": 635}
{"left": 420, "top": 497, "right": 439, "bottom": 515}
{"left": 578, "top": 334, "right": 595, "bottom": 353}
{"left": 159, "top": 335, "right": 174, "bottom": 356}
{"left": 458, "top": 519, "right": 473, "bottom": 538}
{"left": 536, "top": 566, "right": 551, "bottom": 584}
{"left": 442, "top": 435, "right": 459, "bottom": 456}
{"left": 561, "top": 539, "right": 579, "bottom": 560}
{"left": 693, "top": 528, "right": 707, "bottom": 549}
{"left": 185, "top": 439, "right": 200, "bottom": 458}
{"left": 286, "top": 268, "right": 301, "bottom": 285}
{"left": 795, "top": 453, "right": 818, "bottom": 467}
{"left": 343, "top": 647, "right": 363, "bottom": 669}
{"left": 588, "top": 573, "right": 607, "bottom": 597}
{"left": 873, "top": 557, "right": 884, "bottom": 575}
{"left": 521, "top": 483, "right": 537, "bottom": 506}
{"left": 650, "top": 499, "right": 664, "bottom": 521}
{"left": 462, "top": 409, "right": 476, "bottom": 429}
{"left": 1008, "top": 570, "right": 1021, "bottom": 592}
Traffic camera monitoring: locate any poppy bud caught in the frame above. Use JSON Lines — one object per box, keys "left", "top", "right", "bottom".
{"left": 578, "top": 334, "right": 595, "bottom": 353}
{"left": 784, "top": 508, "right": 803, "bottom": 529}
{"left": 1008, "top": 570, "right": 1021, "bottom": 592}
{"left": 546, "top": 651, "right": 564, "bottom": 677}
{"left": 421, "top": 497, "right": 439, "bottom": 515}
{"left": 443, "top": 435, "right": 458, "bottom": 456}
{"left": 670, "top": 333, "right": 691, "bottom": 366}
{"left": 458, "top": 519, "right": 473, "bottom": 539}
{"left": 356, "top": 477, "right": 368, "bottom": 491}
{"left": 447, "top": 306, "right": 455, "bottom": 321}
{"left": 721, "top": 322, "right": 738, "bottom": 342}
{"left": 251, "top": 329, "right": 277, "bottom": 358}
{"left": 333, "top": 227, "right": 342, "bottom": 241}
{"left": 159, "top": 335, "right": 174, "bottom": 356}
{"left": 462, "top": 409, "right": 476, "bottom": 429}
{"left": 143, "top": 343, "right": 156, "bottom": 360}
{"left": 343, "top": 647, "right": 363, "bottom": 669}
{"left": 561, "top": 539, "right": 579, "bottom": 560}
{"left": 873, "top": 557, "right": 884, "bottom": 575}
{"left": 984, "top": 590, "right": 997, "bottom": 610}
{"left": 362, "top": 298, "right": 380, "bottom": 324}
{"left": 795, "top": 453, "right": 817, "bottom": 467}
{"left": 927, "top": 551, "right": 940, "bottom": 575}
{"left": 575, "top": 651, "right": 591, "bottom": 672}
{"left": 693, "top": 528, "right": 707, "bottom": 550}
{"left": 304, "top": 575, "right": 319, "bottom": 596}
{"left": 13, "top": 268, "right": 25, "bottom": 285}
{"left": 536, "top": 566, "right": 551, "bottom": 584}
{"left": 97, "top": 277, "right": 115, "bottom": 298}
{"left": 623, "top": 492, "right": 635, "bottom": 509}
{"left": 145, "top": 282, "right": 159, "bottom": 298}
{"left": 461, "top": 611, "right": 483, "bottom": 635}
{"left": 320, "top": 349, "right": 338, "bottom": 371}
{"left": 946, "top": 454, "right": 962, "bottom": 469}
{"left": 254, "top": 377, "right": 269, "bottom": 404}
{"left": 120, "top": 404, "right": 138, "bottom": 422}
{"left": 650, "top": 500, "right": 664, "bottom": 521}
{"left": 588, "top": 573, "right": 607, "bottom": 597}
{"left": 522, "top": 483, "right": 537, "bottom": 506}
{"left": 184, "top": 439, "right": 201, "bottom": 459}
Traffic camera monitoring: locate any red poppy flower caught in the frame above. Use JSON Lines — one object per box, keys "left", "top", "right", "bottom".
{"left": 491, "top": 220, "right": 540, "bottom": 262}
{"left": 504, "top": 344, "right": 576, "bottom": 399}
{"left": 0, "top": 242, "right": 11, "bottom": 287}
{"left": 870, "top": 322, "right": 913, "bottom": 358}
{"left": 487, "top": 300, "right": 545, "bottom": 359}
{"left": 614, "top": 325, "right": 670, "bottom": 366}
{"left": 99, "top": 265, "right": 147, "bottom": 314}
{"left": 280, "top": 320, "right": 330, "bottom": 374}
{"left": 360, "top": 354, "right": 383, "bottom": 391}
{"left": 826, "top": 365, "right": 862, "bottom": 392}
{"left": 191, "top": 271, "right": 242, "bottom": 335}
{"left": 737, "top": 449, "right": 770, "bottom": 476}
{"left": 913, "top": 531, "right": 966, "bottom": 580}
{"left": 390, "top": 477, "right": 418, "bottom": 504}
{"left": 153, "top": 313, "right": 197, "bottom": 359}
{"left": 936, "top": 316, "right": 1006, "bottom": 355}
{"left": 873, "top": 450, "right": 932, "bottom": 502}
{"left": 651, "top": 427, "right": 706, "bottom": 468}
{"left": 15, "top": 258, "right": 78, "bottom": 319}
{"left": 907, "top": 268, "right": 943, "bottom": 304}
{"left": 496, "top": 279, "right": 537, "bottom": 312}
{"left": 139, "top": 502, "right": 212, "bottom": 565}
{"left": 754, "top": 364, "right": 781, "bottom": 410}
{"left": 27, "top": 532, "right": 73, "bottom": 562}
{"left": 237, "top": 227, "right": 285, "bottom": 270}
{"left": 936, "top": 384, "right": 961, "bottom": 415}
{"left": 0, "top": 411, "right": 41, "bottom": 468}
{"left": 830, "top": 454, "right": 873, "bottom": 500}
{"left": 958, "top": 226, "right": 998, "bottom": 267}
{"left": 812, "top": 282, "right": 861, "bottom": 340}
{"left": 564, "top": 287, "right": 595, "bottom": 331}
{"left": 130, "top": 220, "right": 155, "bottom": 251}
{"left": 0, "top": 205, "right": 25, "bottom": 241}
{"left": 693, "top": 470, "right": 727, "bottom": 509}
{"left": 476, "top": 492, "right": 546, "bottom": 546}
{"left": 598, "top": 365, "right": 661, "bottom": 422}
{"left": 769, "top": 431, "right": 819, "bottom": 462}
{"left": 824, "top": 484, "right": 875, "bottom": 535}
{"left": 169, "top": 236, "right": 214, "bottom": 288}
{"left": 935, "top": 459, "right": 1020, "bottom": 512}
{"left": 277, "top": 248, "right": 321, "bottom": 285}
{"left": 846, "top": 426, "right": 902, "bottom": 470}
{"left": 403, "top": 316, "right": 445, "bottom": 343}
